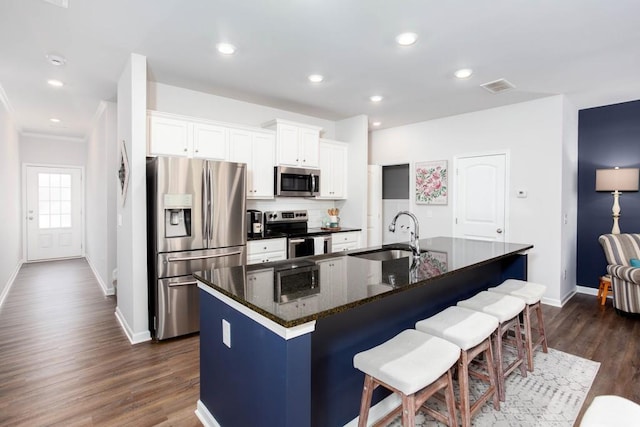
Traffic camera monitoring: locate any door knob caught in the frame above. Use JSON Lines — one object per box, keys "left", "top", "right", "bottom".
{"left": 496, "top": 228, "right": 503, "bottom": 234}
{"left": 28, "top": 216, "right": 34, "bottom": 220}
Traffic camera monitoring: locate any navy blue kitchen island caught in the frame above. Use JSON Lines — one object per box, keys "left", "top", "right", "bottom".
{"left": 194, "top": 237, "right": 532, "bottom": 427}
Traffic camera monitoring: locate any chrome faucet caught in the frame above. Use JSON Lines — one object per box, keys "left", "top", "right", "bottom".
{"left": 389, "top": 211, "right": 421, "bottom": 258}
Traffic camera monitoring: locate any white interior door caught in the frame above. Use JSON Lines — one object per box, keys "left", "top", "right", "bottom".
{"left": 454, "top": 154, "right": 507, "bottom": 242}
{"left": 26, "top": 166, "right": 83, "bottom": 261}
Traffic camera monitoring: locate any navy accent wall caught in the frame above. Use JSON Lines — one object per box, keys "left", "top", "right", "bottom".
{"left": 577, "top": 100, "right": 640, "bottom": 287}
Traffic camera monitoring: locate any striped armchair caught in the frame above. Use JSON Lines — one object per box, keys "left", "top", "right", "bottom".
{"left": 598, "top": 234, "right": 640, "bottom": 315}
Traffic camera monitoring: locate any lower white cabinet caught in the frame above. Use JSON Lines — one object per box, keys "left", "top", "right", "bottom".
{"left": 247, "top": 238, "right": 287, "bottom": 265}
{"left": 331, "top": 231, "right": 360, "bottom": 252}
{"left": 276, "top": 295, "right": 319, "bottom": 318}
{"left": 318, "top": 257, "right": 347, "bottom": 306}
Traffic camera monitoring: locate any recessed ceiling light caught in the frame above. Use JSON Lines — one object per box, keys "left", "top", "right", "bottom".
{"left": 372, "top": 121, "right": 381, "bottom": 127}
{"left": 308, "top": 74, "right": 324, "bottom": 83}
{"left": 46, "top": 53, "right": 67, "bottom": 66}
{"left": 47, "top": 79, "right": 64, "bottom": 87}
{"left": 49, "top": 118, "right": 61, "bottom": 123}
{"left": 454, "top": 68, "right": 474, "bottom": 79}
{"left": 395, "top": 32, "right": 418, "bottom": 46}
{"left": 370, "top": 95, "right": 384, "bottom": 103}
{"left": 216, "top": 43, "right": 236, "bottom": 55}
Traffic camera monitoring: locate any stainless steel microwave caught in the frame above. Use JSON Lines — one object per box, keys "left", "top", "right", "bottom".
{"left": 274, "top": 166, "right": 320, "bottom": 197}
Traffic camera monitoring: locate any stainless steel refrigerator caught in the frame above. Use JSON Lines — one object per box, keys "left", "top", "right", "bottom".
{"left": 147, "top": 156, "right": 247, "bottom": 340}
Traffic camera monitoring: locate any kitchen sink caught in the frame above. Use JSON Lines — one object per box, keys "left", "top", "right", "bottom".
{"left": 348, "top": 248, "right": 423, "bottom": 261}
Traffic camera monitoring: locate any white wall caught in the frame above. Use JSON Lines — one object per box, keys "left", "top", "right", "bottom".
{"left": 85, "top": 102, "right": 118, "bottom": 296}
{"left": 116, "top": 54, "right": 150, "bottom": 344}
{"left": 20, "top": 133, "right": 86, "bottom": 166}
{"left": 0, "top": 92, "right": 22, "bottom": 305}
{"left": 148, "top": 82, "right": 337, "bottom": 138}
{"left": 370, "top": 96, "right": 577, "bottom": 305}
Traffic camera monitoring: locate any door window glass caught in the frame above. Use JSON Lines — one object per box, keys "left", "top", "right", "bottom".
{"left": 39, "top": 173, "right": 72, "bottom": 229}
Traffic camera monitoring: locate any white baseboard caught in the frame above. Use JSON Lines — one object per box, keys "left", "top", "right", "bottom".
{"left": 114, "top": 306, "right": 151, "bottom": 345}
{"left": 541, "top": 296, "right": 563, "bottom": 308}
{"left": 0, "top": 259, "right": 23, "bottom": 309}
{"left": 344, "top": 393, "right": 401, "bottom": 427}
{"left": 195, "top": 400, "right": 221, "bottom": 427}
{"left": 576, "top": 285, "right": 606, "bottom": 297}
{"left": 85, "top": 255, "right": 115, "bottom": 296}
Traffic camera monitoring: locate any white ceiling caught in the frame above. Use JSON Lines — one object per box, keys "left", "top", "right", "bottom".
{"left": 1, "top": 0, "right": 640, "bottom": 140}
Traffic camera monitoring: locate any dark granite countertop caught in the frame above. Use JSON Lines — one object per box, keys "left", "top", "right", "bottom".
{"left": 247, "top": 227, "right": 361, "bottom": 241}
{"left": 195, "top": 236, "right": 533, "bottom": 328}
{"left": 247, "top": 232, "right": 287, "bottom": 241}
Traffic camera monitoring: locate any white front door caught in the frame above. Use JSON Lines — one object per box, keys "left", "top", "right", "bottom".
{"left": 26, "top": 166, "right": 83, "bottom": 261}
{"left": 454, "top": 154, "right": 507, "bottom": 242}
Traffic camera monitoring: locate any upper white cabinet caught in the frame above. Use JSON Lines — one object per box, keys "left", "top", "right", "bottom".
{"left": 148, "top": 111, "right": 228, "bottom": 160}
{"left": 263, "top": 119, "right": 322, "bottom": 168}
{"left": 229, "top": 128, "right": 276, "bottom": 199}
{"left": 318, "top": 139, "right": 347, "bottom": 199}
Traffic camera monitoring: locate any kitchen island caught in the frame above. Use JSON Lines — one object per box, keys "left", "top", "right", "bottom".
{"left": 194, "top": 237, "right": 532, "bottom": 427}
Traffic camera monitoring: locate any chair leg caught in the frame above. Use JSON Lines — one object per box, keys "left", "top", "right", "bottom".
{"left": 486, "top": 337, "right": 500, "bottom": 412}
{"left": 523, "top": 304, "right": 534, "bottom": 372}
{"left": 458, "top": 351, "right": 471, "bottom": 427}
{"left": 401, "top": 393, "right": 416, "bottom": 427}
{"left": 358, "top": 375, "right": 375, "bottom": 427}
{"left": 534, "top": 301, "right": 548, "bottom": 353}
{"left": 514, "top": 315, "right": 527, "bottom": 378}
{"left": 444, "top": 369, "right": 457, "bottom": 427}
{"left": 493, "top": 326, "right": 506, "bottom": 402}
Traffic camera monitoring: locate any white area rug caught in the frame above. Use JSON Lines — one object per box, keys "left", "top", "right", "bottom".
{"left": 385, "top": 348, "right": 600, "bottom": 427}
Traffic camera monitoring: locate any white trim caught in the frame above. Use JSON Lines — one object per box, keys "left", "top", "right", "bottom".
{"left": 20, "top": 131, "right": 85, "bottom": 143}
{"left": 541, "top": 296, "right": 563, "bottom": 308}
{"left": 576, "top": 285, "right": 600, "bottom": 297}
{"left": 0, "top": 260, "right": 23, "bottom": 309}
{"left": 22, "top": 164, "right": 86, "bottom": 262}
{"left": 115, "top": 307, "right": 151, "bottom": 344}
{"left": 344, "top": 393, "right": 401, "bottom": 427}
{"left": 198, "top": 282, "right": 316, "bottom": 340}
{"left": 452, "top": 150, "right": 511, "bottom": 242}
{"left": 195, "top": 400, "right": 221, "bottom": 427}
{"left": 85, "top": 255, "right": 115, "bottom": 296}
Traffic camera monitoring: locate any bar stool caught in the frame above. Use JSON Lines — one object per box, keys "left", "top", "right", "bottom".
{"left": 353, "top": 329, "right": 460, "bottom": 427}
{"left": 415, "top": 306, "right": 500, "bottom": 427}
{"left": 488, "top": 279, "right": 548, "bottom": 371}
{"left": 457, "top": 291, "right": 527, "bottom": 401}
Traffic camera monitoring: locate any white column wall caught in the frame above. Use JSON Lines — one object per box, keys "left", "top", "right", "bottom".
{"left": 85, "top": 101, "right": 118, "bottom": 295}
{"left": 370, "top": 96, "right": 575, "bottom": 305}
{"left": 0, "top": 93, "right": 22, "bottom": 305}
{"left": 116, "top": 54, "right": 150, "bottom": 343}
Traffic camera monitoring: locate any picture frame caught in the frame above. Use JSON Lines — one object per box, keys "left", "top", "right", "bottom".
{"left": 415, "top": 160, "right": 448, "bottom": 205}
{"left": 118, "top": 139, "right": 130, "bottom": 207}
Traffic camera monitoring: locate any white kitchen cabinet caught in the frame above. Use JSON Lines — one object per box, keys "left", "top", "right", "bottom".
{"left": 331, "top": 231, "right": 361, "bottom": 252}
{"left": 318, "top": 139, "right": 347, "bottom": 199}
{"left": 229, "top": 128, "right": 276, "bottom": 199}
{"left": 147, "top": 111, "right": 229, "bottom": 160}
{"left": 263, "top": 119, "right": 322, "bottom": 168}
{"left": 317, "top": 257, "right": 347, "bottom": 306}
{"left": 247, "top": 238, "right": 287, "bottom": 265}
{"left": 246, "top": 268, "right": 275, "bottom": 311}
{"left": 276, "top": 296, "right": 319, "bottom": 318}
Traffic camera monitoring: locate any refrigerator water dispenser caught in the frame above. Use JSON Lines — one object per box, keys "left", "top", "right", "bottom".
{"left": 163, "top": 193, "right": 193, "bottom": 238}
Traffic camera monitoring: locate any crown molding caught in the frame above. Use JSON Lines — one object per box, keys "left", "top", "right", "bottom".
{"left": 20, "top": 131, "right": 85, "bottom": 143}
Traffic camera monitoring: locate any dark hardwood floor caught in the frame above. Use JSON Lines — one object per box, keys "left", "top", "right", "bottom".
{"left": 0, "top": 259, "right": 637, "bottom": 426}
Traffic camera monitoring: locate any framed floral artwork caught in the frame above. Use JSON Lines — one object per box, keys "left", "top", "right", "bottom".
{"left": 118, "top": 139, "right": 130, "bottom": 207}
{"left": 415, "top": 160, "right": 448, "bottom": 205}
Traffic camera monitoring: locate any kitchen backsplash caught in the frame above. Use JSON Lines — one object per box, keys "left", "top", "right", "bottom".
{"left": 247, "top": 199, "right": 338, "bottom": 228}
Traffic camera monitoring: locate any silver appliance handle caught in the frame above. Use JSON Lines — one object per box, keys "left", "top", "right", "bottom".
{"left": 289, "top": 238, "right": 305, "bottom": 244}
{"left": 168, "top": 281, "right": 198, "bottom": 288}
{"left": 167, "top": 251, "right": 242, "bottom": 262}
{"left": 206, "top": 162, "right": 213, "bottom": 243}
{"left": 202, "top": 164, "right": 209, "bottom": 246}
{"left": 310, "top": 174, "right": 316, "bottom": 193}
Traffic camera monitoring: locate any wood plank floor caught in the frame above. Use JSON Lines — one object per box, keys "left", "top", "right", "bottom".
{"left": 0, "top": 259, "right": 638, "bottom": 426}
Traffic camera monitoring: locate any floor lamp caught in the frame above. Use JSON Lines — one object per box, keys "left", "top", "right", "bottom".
{"left": 595, "top": 167, "right": 639, "bottom": 234}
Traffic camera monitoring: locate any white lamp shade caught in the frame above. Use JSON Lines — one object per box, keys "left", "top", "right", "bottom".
{"left": 595, "top": 168, "right": 639, "bottom": 192}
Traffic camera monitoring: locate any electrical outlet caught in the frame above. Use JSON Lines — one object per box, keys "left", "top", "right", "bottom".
{"left": 222, "top": 319, "right": 231, "bottom": 348}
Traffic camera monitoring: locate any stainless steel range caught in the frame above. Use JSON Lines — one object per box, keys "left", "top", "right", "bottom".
{"left": 263, "top": 210, "right": 332, "bottom": 258}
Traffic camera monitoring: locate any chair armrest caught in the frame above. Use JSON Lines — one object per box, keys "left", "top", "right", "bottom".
{"left": 607, "top": 265, "right": 640, "bottom": 285}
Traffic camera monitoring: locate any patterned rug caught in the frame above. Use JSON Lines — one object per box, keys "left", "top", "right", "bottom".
{"left": 383, "top": 348, "right": 600, "bottom": 426}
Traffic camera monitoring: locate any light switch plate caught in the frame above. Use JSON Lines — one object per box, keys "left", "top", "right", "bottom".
{"left": 222, "top": 319, "right": 231, "bottom": 348}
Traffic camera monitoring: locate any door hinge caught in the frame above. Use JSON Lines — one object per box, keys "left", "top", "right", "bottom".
{"left": 455, "top": 218, "right": 458, "bottom": 224}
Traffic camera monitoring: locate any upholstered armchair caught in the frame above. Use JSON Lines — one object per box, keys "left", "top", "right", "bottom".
{"left": 598, "top": 234, "right": 640, "bottom": 315}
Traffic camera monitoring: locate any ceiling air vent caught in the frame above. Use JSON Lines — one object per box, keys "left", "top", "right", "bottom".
{"left": 480, "top": 78, "right": 515, "bottom": 94}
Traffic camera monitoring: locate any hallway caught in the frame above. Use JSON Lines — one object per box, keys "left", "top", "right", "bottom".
{"left": 0, "top": 259, "right": 200, "bottom": 426}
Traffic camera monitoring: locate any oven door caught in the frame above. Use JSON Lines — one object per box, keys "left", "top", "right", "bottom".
{"left": 288, "top": 237, "right": 314, "bottom": 258}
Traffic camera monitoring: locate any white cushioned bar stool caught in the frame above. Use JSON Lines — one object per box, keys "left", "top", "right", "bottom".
{"left": 353, "top": 329, "right": 460, "bottom": 427}
{"left": 415, "top": 306, "right": 500, "bottom": 427}
{"left": 488, "top": 279, "right": 548, "bottom": 372}
{"left": 457, "top": 291, "right": 527, "bottom": 401}
{"left": 580, "top": 395, "right": 640, "bottom": 426}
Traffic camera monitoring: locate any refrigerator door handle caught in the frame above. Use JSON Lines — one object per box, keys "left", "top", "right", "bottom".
{"left": 202, "top": 163, "right": 209, "bottom": 247}
{"left": 207, "top": 162, "right": 213, "bottom": 243}
{"left": 168, "top": 281, "right": 198, "bottom": 287}
{"left": 167, "top": 251, "right": 242, "bottom": 263}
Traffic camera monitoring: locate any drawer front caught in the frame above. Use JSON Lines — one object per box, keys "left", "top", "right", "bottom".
{"left": 247, "top": 251, "right": 287, "bottom": 265}
{"left": 333, "top": 231, "right": 359, "bottom": 245}
{"left": 332, "top": 242, "right": 358, "bottom": 252}
{"left": 248, "top": 238, "right": 287, "bottom": 255}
